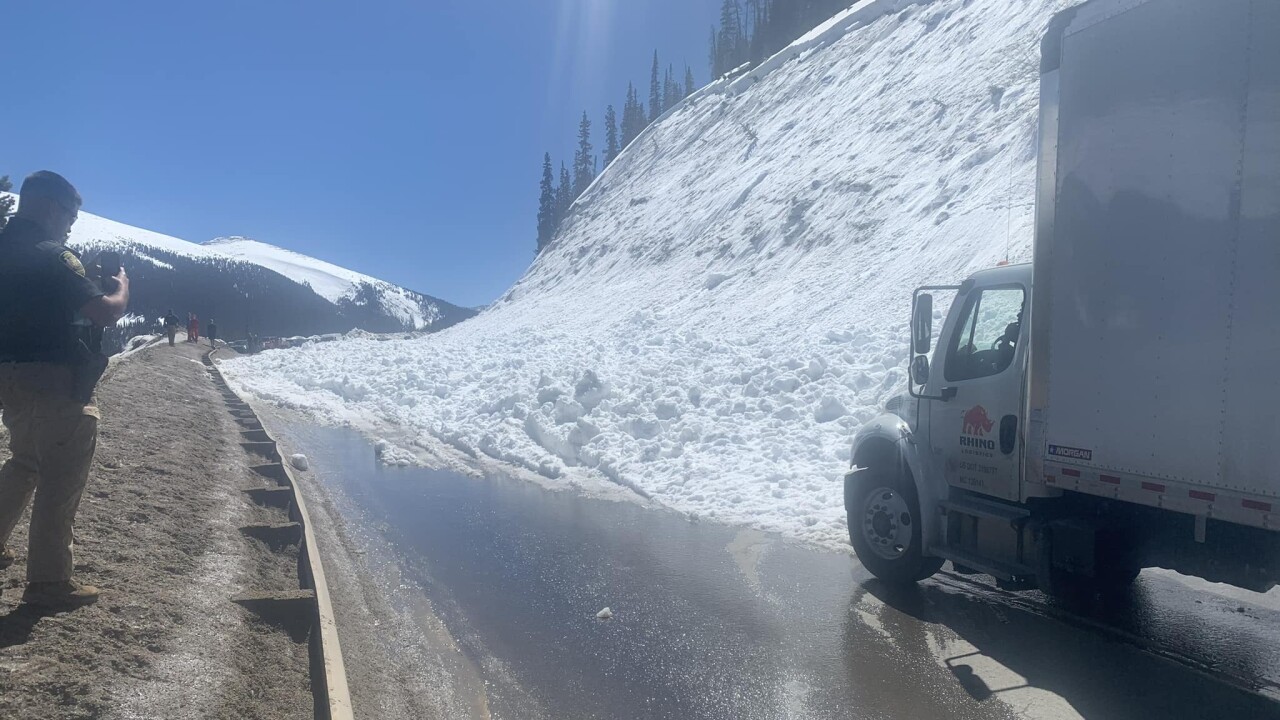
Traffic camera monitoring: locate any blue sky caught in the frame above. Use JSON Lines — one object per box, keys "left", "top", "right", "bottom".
{"left": 1, "top": 0, "right": 719, "bottom": 308}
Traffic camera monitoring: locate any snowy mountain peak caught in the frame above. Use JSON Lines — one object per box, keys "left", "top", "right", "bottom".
{"left": 9, "top": 196, "right": 475, "bottom": 337}
{"left": 204, "top": 235, "right": 447, "bottom": 330}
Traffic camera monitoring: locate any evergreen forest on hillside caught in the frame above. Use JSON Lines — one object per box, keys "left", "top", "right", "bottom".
{"left": 535, "top": 0, "right": 854, "bottom": 253}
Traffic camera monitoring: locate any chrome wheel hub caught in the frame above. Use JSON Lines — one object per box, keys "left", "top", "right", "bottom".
{"left": 861, "top": 487, "right": 912, "bottom": 560}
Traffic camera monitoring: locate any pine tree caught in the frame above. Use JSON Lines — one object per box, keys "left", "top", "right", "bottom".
{"left": 649, "top": 50, "right": 662, "bottom": 123}
{"left": 556, "top": 162, "right": 573, "bottom": 224}
{"left": 717, "top": 0, "right": 744, "bottom": 75}
{"left": 621, "top": 83, "right": 646, "bottom": 148}
{"left": 709, "top": 26, "right": 720, "bottom": 77}
{"left": 620, "top": 86, "right": 634, "bottom": 148}
{"left": 769, "top": 0, "right": 798, "bottom": 53}
{"left": 572, "top": 111, "right": 595, "bottom": 197}
{"left": 661, "top": 67, "right": 670, "bottom": 114}
{"left": 748, "top": 0, "right": 768, "bottom": 64}
{"left": 0, "top": 176, "right": 13, "bottom": 233}
{"left": 604, "top": 105, "right": 620, "bottom": 165}
{"left": 727, "top": 0, "right": 845, "bottom": 65}
{"left": 663, "top": 65, "right": 678, "bottom": 112}
{"left": 684, "top": 65, "right": 697, "bottom": 99}
{"left": 536, "top": 154, "right": 557, "bottom": 253}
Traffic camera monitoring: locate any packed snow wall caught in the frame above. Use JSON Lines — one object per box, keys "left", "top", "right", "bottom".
{"left": 224, "top": 0, "right": 1072, "bottom": 548}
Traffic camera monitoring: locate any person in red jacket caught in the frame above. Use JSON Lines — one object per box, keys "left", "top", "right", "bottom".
{"left": 187, "top": 313, "right": 199, "bottom": 343}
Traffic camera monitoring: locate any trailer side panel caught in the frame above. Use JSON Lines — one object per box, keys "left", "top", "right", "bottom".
{"left": 1035, "top": 0, "right": 1279, "bottom": 501}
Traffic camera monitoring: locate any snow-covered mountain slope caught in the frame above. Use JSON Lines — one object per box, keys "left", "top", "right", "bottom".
{"left": 222, "top": 0, "right": 1070, "bottom": 548}
{"left": 205, "top": 237, "right": 367, "bottom": 303}
{"left": 4, "top": 197, "right": 476, "bottom": 338}
{"left": 205, "top": 237, "right": 445, "bottom": 330}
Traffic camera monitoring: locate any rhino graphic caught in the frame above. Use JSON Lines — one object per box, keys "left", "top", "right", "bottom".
{"left": 963, "top": 405, "right": 995, "bottom": 436}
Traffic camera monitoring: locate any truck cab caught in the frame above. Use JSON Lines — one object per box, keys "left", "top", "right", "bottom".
{"left": 911, "top": 264, "right": 1031, "bottom": 506}
{"left": 846, "top": 264, "right": 1052, "bottom": 592}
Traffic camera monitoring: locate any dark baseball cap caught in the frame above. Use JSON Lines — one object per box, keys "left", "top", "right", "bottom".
{"left": 20, "top": 171, "right": 82, "bottom": 211}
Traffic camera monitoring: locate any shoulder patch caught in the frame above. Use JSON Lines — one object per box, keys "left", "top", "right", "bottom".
{"left": 60, "top": 250, "right": 86, "bottom": 277}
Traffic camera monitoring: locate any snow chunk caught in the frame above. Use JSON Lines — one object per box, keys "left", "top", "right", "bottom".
{"left": 772, "top": 406, "right": 800, "bottom": 421}
{"left": 574, "top": 369, "right": 609, "bottom": 410}
{"left": 804, "top": 359, "right": 826, "bottom": 381}
{"left": 654, "top": 400, "right": 681, "bottom": 420}
{"left": 815, "top": 396, "right": 848, "bottom": 423}
{"left": 374, "top": 439, "right": 416, "bottom": 466}
{"left": 289, "top": 454, "right": 310, "bottom": 471}
{"left": 553, "top": 398, "right": 585, "bottom": 424}
{"left": 596, "top": 607, "right": 613, "bottom": 620}
{"left": 704, "top": 272, "right": 733, "bottom": 290}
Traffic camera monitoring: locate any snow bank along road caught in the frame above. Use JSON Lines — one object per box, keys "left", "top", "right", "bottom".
{"left": 221, "top": 0, "right": 1073, "bottom": 549}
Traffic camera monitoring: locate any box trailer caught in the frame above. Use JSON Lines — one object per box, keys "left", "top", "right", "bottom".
{"left": 846, "top": 0, "right": 1279, "bottom": 595}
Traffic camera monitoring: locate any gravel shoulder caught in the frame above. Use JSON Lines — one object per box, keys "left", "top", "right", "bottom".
{"left": 0, "top": 339, "right": 312, "bottom": 720}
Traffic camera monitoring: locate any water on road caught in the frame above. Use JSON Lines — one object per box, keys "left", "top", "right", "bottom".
{"left": 277, "top": 422, "right": 1280, "bottom": 720}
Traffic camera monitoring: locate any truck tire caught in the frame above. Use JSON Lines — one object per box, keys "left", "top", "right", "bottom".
{"left": 846, "top": 464, "right": 943, "bottom": 585}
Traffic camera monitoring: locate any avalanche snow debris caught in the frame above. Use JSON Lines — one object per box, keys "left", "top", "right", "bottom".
{"left": 223, "top": 0, "right": 1061, "bottom": 549}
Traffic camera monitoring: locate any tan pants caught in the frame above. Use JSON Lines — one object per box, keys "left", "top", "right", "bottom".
{"left": 0, "top": 363, "right": 99, "bottom": 584}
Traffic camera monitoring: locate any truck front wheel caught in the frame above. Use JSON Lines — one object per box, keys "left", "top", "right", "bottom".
{"left": 846, "top": 464, "right": 943, "bottom": 585}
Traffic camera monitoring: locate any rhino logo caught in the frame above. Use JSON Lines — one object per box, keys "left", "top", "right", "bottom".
{"left": 963, "top": 405, "right": 994, "bottom": 436}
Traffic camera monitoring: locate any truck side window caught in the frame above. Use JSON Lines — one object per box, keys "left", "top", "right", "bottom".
{"left": 944, "top": 287, "right": 1024, "bottom": 382}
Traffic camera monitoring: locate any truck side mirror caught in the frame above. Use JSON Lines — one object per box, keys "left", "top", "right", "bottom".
{"left": 910, "top": 355, "right": 930, "bottom": 386}
{"left": 912, "top": 293, "right": 933, "bottom": 355}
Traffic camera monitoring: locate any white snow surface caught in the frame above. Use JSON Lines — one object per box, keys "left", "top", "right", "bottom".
{"left": 222, "top": 0, "right": 1068, "bottom": 549}
{"left": 206, "top": 237, "right": 442, "bottom": 330}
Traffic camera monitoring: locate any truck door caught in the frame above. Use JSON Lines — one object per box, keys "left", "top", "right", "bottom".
{"left": 930, "top": 285, "right": 1027, "bottom": 502}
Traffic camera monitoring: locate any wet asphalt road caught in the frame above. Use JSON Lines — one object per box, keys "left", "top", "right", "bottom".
{"left": 281, "top": 423, "right": 1280, "bottom": 720}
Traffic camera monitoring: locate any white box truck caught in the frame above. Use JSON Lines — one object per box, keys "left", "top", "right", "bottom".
{"left": 846, "top": 0, "right": 1279, "bottom": 596}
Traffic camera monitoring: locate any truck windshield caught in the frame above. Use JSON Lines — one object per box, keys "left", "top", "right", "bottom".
{"left": 944, "top": 286, "right": 1024, "bottom": 382}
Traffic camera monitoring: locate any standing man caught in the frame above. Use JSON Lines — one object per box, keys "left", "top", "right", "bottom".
{"left": 164, "top": 309, "right": 180, "bottom": 346}
{"left": 0, "top": 171, "right": 129, "bottom": 607}
{"left": 206, "top": 318, "right": 218, "bottom": 349}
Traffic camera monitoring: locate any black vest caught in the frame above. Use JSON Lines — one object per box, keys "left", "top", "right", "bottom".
{"left": 0, "top": 218, "right": 105, "bottom": 363}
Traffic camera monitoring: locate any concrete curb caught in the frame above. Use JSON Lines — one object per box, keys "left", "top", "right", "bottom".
{"left": 205, "top": 350, "right": 355, "bottom": 720}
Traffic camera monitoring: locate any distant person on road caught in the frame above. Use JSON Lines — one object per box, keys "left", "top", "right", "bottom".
{"left": 187, "top": 313, "right": 199, "bottom": 343}
{"left": 164, "top": 310, "right": 180, "bottom": 346}
{"left": 0, "top": 171, "right": 129, "bottom": 608}
{"left": 207, "top": 319, "right": 218, "bottom": 349}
